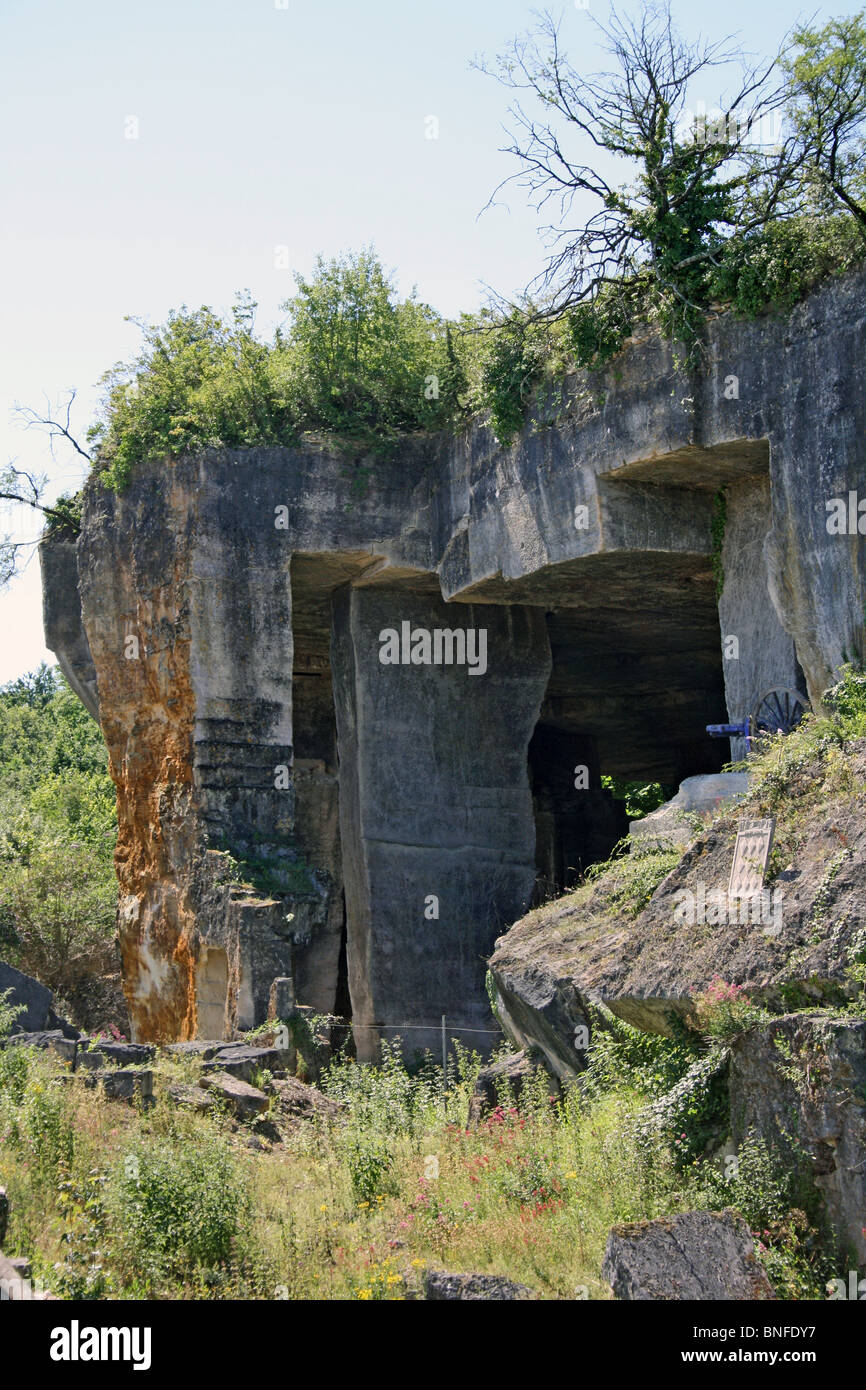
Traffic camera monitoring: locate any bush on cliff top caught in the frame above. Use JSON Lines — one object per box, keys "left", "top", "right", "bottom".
{"left": 89, "top": 253, "right": 467, "bottom": 490}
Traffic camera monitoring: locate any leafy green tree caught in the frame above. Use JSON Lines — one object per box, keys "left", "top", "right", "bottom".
{"left": 0, "top": 667, "right": 119, "bottom": 1026}
{"left": 276, "top": 247, "right": 461, "bottom": 435}
{"left": 783, "top": 10, "right": 866, "bottom": 231}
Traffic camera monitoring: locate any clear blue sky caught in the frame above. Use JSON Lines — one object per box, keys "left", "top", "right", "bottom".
{"left": 0, "top": 0, "right": 859, "bottom": 682}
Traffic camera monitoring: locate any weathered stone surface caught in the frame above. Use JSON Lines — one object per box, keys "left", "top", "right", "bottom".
{"left": 4, "top": 1030, "right": 77, "bottom": 1066}
{"left": 165, "top": 1082, "right": 216, "bottom": 1112}
{"left": 203, "top": 1044, "right": 284, "bottom": 1083}
{"left": 268, "top": 1076, "right": 344, "bottom": 1124}
{"left": 0, "top": 961, "right": 54, "bottom": 1033}
{"left": 423, "top": 1270, "right": 534, "bottom": 1300}
{"left": 629, "top": 773, "right": 749, "bottom": 849}
{"left": 164, "top": 1040, "right": 223, "bottom": 1060}
{"left": 490, "top": 739, "right": 866, "bottom": 1051}
{"left": 86, "top": 1068, "right": 153, "bottom": 1102}
{"left": 268, "top": 977, "right": 295, "bottom": 1020}
{"left": 332, "top": 585, "right": 550, "bottom": 1060}
{"left": 729, "top": 1013, "right": 866, "bottom": 1268}
{"left": 41, "top": 270, "right": 866, "bottom": 1044}
{"left": 77, "top": 1040, "right": 155, "bottom": 1069}
{"left": 39, "top": 537, "right": 99, "bottom": 720}
{"left": 199, "top": 1070, "right": 270, "bottom": 1120}
{"left": 603, "top": 1210, "right": 776, "bottom": 1300}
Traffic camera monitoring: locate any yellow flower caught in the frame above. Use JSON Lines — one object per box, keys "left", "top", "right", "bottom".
{"left": 565, "top": 1171, "right": 578, "bottom": 1179}
{"left": 358, "top": 1201, "right": 369, "bottom": 1209}
{"left": 387, "top": 1274, "right": 402, "bottom": 1285}
{"left": 410, "top": 1258, "right": 426, "bottom": 1268}
{"left": 357, "top": 1288, "right": 373, "bottom": 1300}
{"left": 319, "top": 1204, "right": 328, "bottom": 1212}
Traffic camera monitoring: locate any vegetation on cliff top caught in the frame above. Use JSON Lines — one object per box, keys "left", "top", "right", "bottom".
{"left": 70, "top": 5, "right": 866, "bottom": 491}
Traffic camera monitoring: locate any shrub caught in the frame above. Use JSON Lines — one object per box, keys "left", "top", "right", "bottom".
{"left": 89, "top": 253, "right": 465, "bottom": 489}
{"left": 582, "top": 1006, "right": 699, "bottom": 1102}
{"left": 114, "top": 1134, "right": 248, "bottom": 1280}
{"left": 709, "top": 215, "right": 865, "bottom": 318}
{"left": 690, "top": 977, "right": 770, "bottom": 1042}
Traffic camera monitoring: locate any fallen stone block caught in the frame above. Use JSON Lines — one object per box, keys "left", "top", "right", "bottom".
{"left": 603, "top": 1209, "right": 775, "bottom": 1300}
{"left": 4, "top": 1030, "right": 77, "bottom": 1067}
{"left": 423, "top": 1271, "right": 534, "bottom": 1301}
{"left": 165, "top": 1083, "right": 216, "bottom": 1112}
{"left": 629, "top": 772, "right": 749, "bottom": 849}
{"left": 204, "top": 1045, "right": 283, "bottom": 1084}
{"left": 78, "top": 1040, "right": 155, "bottom": 1069}
{"left": 0, "top": 960, "right": 53, "bottom": 1032}
{"left": 164, "top": 1040, "right": 224, "bottom": 1061}
{"left": 0, "top": 1250, "right": 57, "bottom": 1300}
{"left": 268, "top": 1076, "right": 344, "bottom": 1124}
{"left": 199, "top": 1070, "right": 270, "bottom": 1120}
{"left": 85, "top": 1068, "right": 153, "bottom": 1103}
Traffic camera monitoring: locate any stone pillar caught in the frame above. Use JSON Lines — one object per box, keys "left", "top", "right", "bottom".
{"left": 331, "top": 585, "right": 551, "bottom": 1060}
{"left": 720, "top": 476, "right": 803, "bottom": 760}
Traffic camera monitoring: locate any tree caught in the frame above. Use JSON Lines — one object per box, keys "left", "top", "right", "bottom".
{"left": 783, "top": 10, "right": 866, "bottom": 231}
{"left": 478, "top": 4, "right": 792, "bottom": 339}
{"left": 0, "top": 391, "right": 90, "bottom": 588}
{"left": 277, "top": 247, "right": 461, "bottom": 434}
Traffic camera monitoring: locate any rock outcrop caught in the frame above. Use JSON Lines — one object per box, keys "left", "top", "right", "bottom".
{"left": 603, "top": 1209, "right": 776, "bottom": 1300}
{"left": 730, "top": 1013, "right": 866, "bottom": 1268}
{"left": 488, "top": 738, "right": 866, "bottom": 1059}
{"left": 40, "top": 270, "right": 866, "bottom": 1047}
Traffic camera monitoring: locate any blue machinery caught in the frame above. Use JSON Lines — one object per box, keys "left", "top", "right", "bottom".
{"left": 707, "top": 686, "right": 809, "bottom": 751}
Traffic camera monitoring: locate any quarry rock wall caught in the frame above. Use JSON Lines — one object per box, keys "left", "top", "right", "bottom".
{"left": 41, "top": 269, "right": 866, "bottom": 1045}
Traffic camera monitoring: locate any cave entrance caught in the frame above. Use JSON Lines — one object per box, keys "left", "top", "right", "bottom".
{"left": 525, "top": 552, "right": 728, "bottom": 901}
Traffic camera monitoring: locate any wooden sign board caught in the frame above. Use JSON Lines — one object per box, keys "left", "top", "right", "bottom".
{"left": 728, "top": 817, "right": 775, "bottom": 899}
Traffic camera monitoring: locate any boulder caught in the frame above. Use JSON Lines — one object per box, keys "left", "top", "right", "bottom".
{"left": 602, "top": 1209, "right": 776, "bottom": 1300}
{"left": 85, "top": 1068, "right": 153, "bottom": 1102}
{"left": 423, "top": 1271, "right": 534, "bottom": 1301}
{"left": 466, "top": 1050, "right": 557, "bottom": 1127}
{"left": 4, "top": 1030, "right": 77, "bottom": 1066}
{"left": 164, "top": 1040, "right": 224, "bottom": 1061}
{"left": 203, "top": 1044, "right": 284, "bottom": 1084}
{"left": 165, "top": 1083, "right": 216, "bottom": 1112}
{"left": 0, "top": 961, "right": 79, "bottom": 1040}
{"left": 268, "top": 1076, "right": 344, "bottom": 1124}
{"left": 199, "top": 1070, "right": 270, "bottom": 1121}
{"left": 729, "top": 1013, "right": 866, "bottom": 1268}
{"left": 629, "top": 773, "right": 749, "bottom": 849}
{"left": 78, "top": 1040, "right": 155, "bottom": 1069}
{"left": 0, "top": 960, "right": 53, "bottom": 1032}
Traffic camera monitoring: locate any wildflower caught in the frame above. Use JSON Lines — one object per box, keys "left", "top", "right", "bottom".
{"left": 565, "top": 1171, "right": 578, "bottom": 1179}
{"left": 410, "top": 1258, "right": 426, "bottom": 1268}
{"left": 319, "top": 1204, "right": 328, "bottom": 1212}
{"left": 357, "top": 1288, "right": 373, "bottom": 1300}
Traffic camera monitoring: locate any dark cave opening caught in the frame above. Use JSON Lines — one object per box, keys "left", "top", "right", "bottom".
{"left": 528, "top": 571, "right": 728, "bottom": 902}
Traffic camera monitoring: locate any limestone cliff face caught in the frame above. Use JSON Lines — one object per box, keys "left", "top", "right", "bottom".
{"left": 41, "top": 270, "right": 866, "bottom": 1048}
